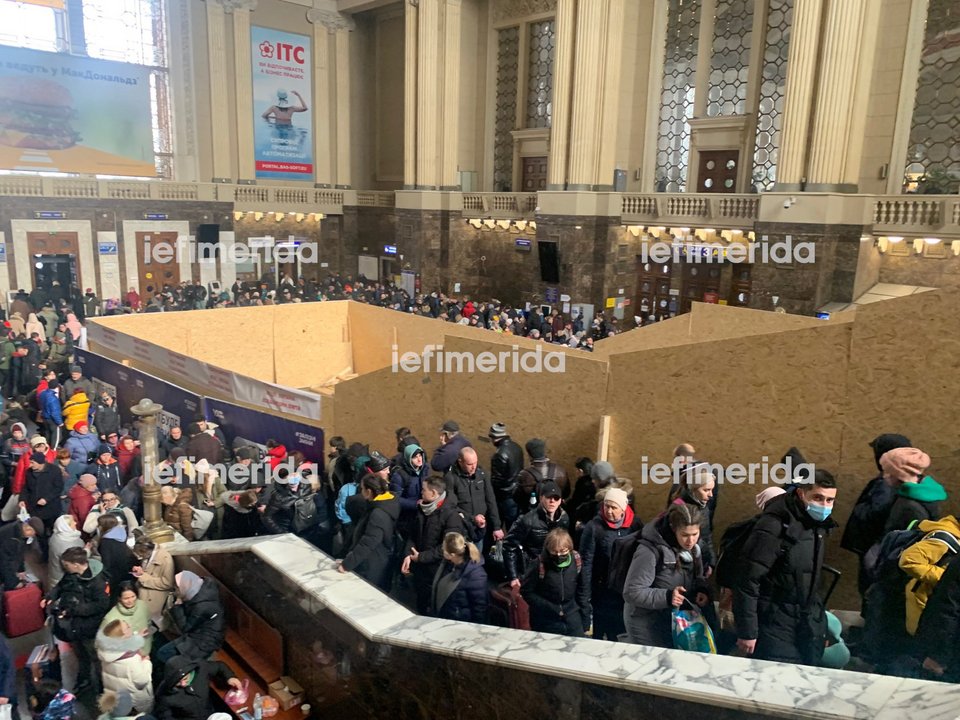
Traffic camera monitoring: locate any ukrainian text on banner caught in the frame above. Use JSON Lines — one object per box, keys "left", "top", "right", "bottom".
{"left": 251, "top": 26, "right": 313, "bottom": 181}
{"left": 204, "top": 397, "right": 324, "bottom": 464}
{"left": 0, "top": 46, "right": 154, "bottom": 176}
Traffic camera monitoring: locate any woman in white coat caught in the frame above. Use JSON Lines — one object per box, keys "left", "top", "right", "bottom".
{"left": 95, "top": 619, "right": 153, "bottom": 713}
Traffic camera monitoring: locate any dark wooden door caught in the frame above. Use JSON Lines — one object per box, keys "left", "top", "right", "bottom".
{"left": 679, "top": 260, "right": 722, "bottom": 313}
{"left": 521, "top": 156, "right": 548, "bottom": 191}
{"left": 697, "top": 150, "right": 739, "bottom": 193}
{"left": 635, "top": 258, "right": 673, "bottom": 320}
{"left": 728, "top": 263, "right": 753, "bottom": 307}
{"left": 28, "top": 232, "right": 80, "bottom": 295}
{"left": 135, "top": 231, "right": 181, "bottom": 297}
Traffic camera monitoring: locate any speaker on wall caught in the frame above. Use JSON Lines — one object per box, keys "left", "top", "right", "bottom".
{"left": 197, "top": 223, "right": 220, "bottom": 260}
{"left": 537, "top": 240, "right": 560, "bottom": 283}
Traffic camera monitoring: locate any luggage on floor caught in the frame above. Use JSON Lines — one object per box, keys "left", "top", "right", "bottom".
{"left": 3, "top": 583, "right": 44, "bottom": 637}
{"left": 488, "top": 583, "right": 530, "bottom": 630}
{"left": 23, "top": 642, "right": 61, "bottom": 695}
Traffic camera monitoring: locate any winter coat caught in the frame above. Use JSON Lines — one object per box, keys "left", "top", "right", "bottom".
{"left": 266, "top": 445, "right": 287, "bottom": 470}
{"left": 162, "top": 488, "right": 196, "bottom": 540}
{"left": 884, "top": 476, "right": 948, "bottom": 534}
{"left": 135, "top": 544, "right": 176, "bottom": 618}
{"left": 94, "top": 403, "right": 121, "bottom": 439}
{"left": 62, "top": 393, "right": 91, "bottom": 431}
{"left": 23, "top": 463, "right": 63, "bottom": 523}
{"left": 407, "top": 498, "right": 469, "bottom": 581}
{"left": 342, "top": 494, "right": 401, "bottom": 592}
{"left": 62, "top": 377, "right": 94, "bottom": 402}
{"left": 48, "top": 557, "right": 112, "bottom": 641}
{"left": 671, "top": 493, "right": 716, "bottom": 569}
{"left": 0, "top": 634, "right": 14, "bottom": 706}
{"left": 68, "top": 484, "right": 98, "bottom": 529}
{"left": 168, "top": 577, "right": 226, "bottom": 661}
{"left": 579, "top": 507, "right": 642, "bottom": 612}
{"left": 98, "top": 530, "right": 137, "bottom": 597}
{"left": 389, "top": 445, "right": 428, "bottom": 534}
{"left": 503, "top": 504, "right": 570, "bottom": 581}
{"left": 101, "top": 598, "right": 153, "bottom": 654}
{"left": 490, "top": 438, "right": 524, "bottom": 499}
{"left": 49, "top": 517, "right": 83, "bottom": 587}
{"left": 899, "top": 515, "right": 960, "bottom": 635}
{"left": 156, "top": 656, "right": 235, "bottom": 720}
{"left": 116, "top": 444, "right": 142, "bottom": 483}
{"left": 444, "top": 464, "right": 501, "bottom": 534}
{"left": 430, "top": 434, "right": 472, "bottom": 474}
{"left": 917, "top": 553, "right": 960, "bottom": 672}
{"left": 0, "top": 522, "right": 30, "bottom": 591}
{"left": 217, "top": 491, "right": 262, "bottom": 540}
{"left": 522, "top": 552, "right": 591, "bottom": 637}
{"left": 433, "top": 559, "right": 488, "bottom": 623}
{"left": 261, "top": 483, "right": 311, "bottom": 534}
{"left": 65, "top": 429, "right": 100, "bottom": 465}
{"left": 732, "top": 490, "right": 835, "bottom": 664}
{"left": 515, "top": 459, "right": 570, "bottom": 505}
{"left": 186, "top": 432, "right": 223, "bottom": 466}
{"left": 40, "top": 388, "right": 62, "bottom": 424}
{"left": 86, "top": 459, "right": 123, "bottom": 495}
{"left": 95, "top": 629, "right": 153, "bottom": 713}
{"left": 160, "top": 433, "right": 188, "bottom": 460}
{"left": 83, "top": 505, "right": 139, "bottom": 536}
{"left": 623, "top": 518, "right": 706, "bottom": 648}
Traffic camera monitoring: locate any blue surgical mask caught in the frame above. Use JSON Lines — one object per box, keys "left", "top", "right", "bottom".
{"left": 806, "top": 503, "right": 832, "bottom": 523}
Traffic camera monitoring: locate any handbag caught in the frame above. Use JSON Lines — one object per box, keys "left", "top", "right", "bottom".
{"left": 672, "top": 601, "right": 717, "bottom": 654}
{"left": 190, "top": 506, "right": 214, "bottom": 539}
{"left": 0, "top": 494, "right": 19, "bottom": 523}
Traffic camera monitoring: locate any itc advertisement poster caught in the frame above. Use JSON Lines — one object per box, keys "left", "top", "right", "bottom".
{"left": 252, "top": 26, "right": 313, "bottom": 181}
{"left": 0, "top": 45, "right": 155, "bottom": 176}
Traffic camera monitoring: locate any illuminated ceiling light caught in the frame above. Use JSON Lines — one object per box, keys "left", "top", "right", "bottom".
{"left": 877, "top": 237, "right": 889, "bottom": 254}
{"left": 527, "top": 221, "right": 536, "bottom": 231}
{"left": 951, "top": 240, "right": 960, "bottom": 256}
{"left": 233, "top": 211, "right": 244, "bottom": 221}
{"left": 483, "top": 219, "right": 496, "bottom": 229}
{"left": 496, "top": 219, "right": 512, "bottom": 231}
{"left": 468, "top": 218, "right": 483, "bottom": 229}
{"left": 924, "top": 237, "right": 942, "bottom": 245}
{"left": 253, "top": 212, "right": 263, "bottom": 221}
{"left": 514, "top": 220, "right": 528, "bottom": 232}
{"left": 295, "top": 213, "right": 305, "bottom": 222}
{"left": 913, "top": 238, "right": 924, "bottom": 254}
{"left": 274, "top": 212, "right": 284, "bottom": 222}
{"left": 886, "top": 236, "right": 904, "bottom": 243}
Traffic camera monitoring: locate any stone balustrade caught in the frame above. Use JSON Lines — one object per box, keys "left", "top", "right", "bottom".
{"left": 621, "top": 192, "right": 761, "bottom": 228}
{"left": 872, "top": 196, "right": 960, "bottom": 239}
{"left": 462, "top": 192, "right": 538, "bottom": 219}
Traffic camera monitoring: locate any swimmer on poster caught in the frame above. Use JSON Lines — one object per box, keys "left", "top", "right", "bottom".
{"left": 261, "top": 88, "right": 307, "bottom": 126}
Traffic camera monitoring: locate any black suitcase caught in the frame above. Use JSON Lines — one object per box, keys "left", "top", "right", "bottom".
{"left": 23, "top": 642, "right": 61, "bottom": 698}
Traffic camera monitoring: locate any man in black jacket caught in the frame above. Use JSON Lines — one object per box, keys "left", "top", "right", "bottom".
{"left": 44, "top": 546, "right": 111, "bottom": 692}
{"left": 505, "top": 481, "right": 570, "bottom": 590}
{"left": 157, "top": 571, "right": 226, "bottom": 665}
{"left": 488, "top": 423, "right": 524, "bottom": 530}
{"left": 156, "top": 655, "right": 241, "bottom": 720}
{"left": 21, "top": 451, "right": 62, "bottom": 534}
{"left": 918, "top": 554, "right": 960, "bottom": 681}
{"left": 430, "top": 420, "right": 472, "bottom": 474}
{"left": 733, "top": 470, "right": 838, "bottom": 665}
{"left": 262, "top": 471, "right": 312, "bottom": 534}
{"left": 401, "top": 475, "right": 468, "bottom": 614}
{"left": 444, "top": 448, "right": 502, "bottom": 551}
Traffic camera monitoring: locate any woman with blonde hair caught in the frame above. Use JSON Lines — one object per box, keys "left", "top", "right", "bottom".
{"left": 521, "top": 527, "right": 590, "bottom": 637}
{"left": 431, "top": 531, "right": 488, "bottom": 623}
{"left": 95, "top": 618, "right": 153, "bottom": 713}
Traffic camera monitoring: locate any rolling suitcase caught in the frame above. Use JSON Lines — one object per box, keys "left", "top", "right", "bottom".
{"left": 23, "top": 642, "right": 61, "bottom": 699}
{"left": 3, "top": 583, "right": 45, "bottom": 637}
{"left": 488, "top": 583, "right": 530, "bottom": 630}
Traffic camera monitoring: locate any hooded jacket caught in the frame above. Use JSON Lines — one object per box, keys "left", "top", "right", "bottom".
{"left": 49, "top": 516, "right": 83, "bottom": 587}
{"left": 899, "top": 515, "right": 960, "bottom": 635}
{"left": 522, "top": 549, "right": 591, "bottom": 637}
{"left": 101, "top": 597, "right": 153, "bottom": 653}
{"left": 48, "top": 557, "right": 112, "bottom": 641}
{"left": 156, "top": 655, "right": 235, "bottom": 720}
{"left": 86, "top": 458, "right": 123, "bottom": 495}
{"left": 885, "top": 476, "right": 948, "bottom": 534}
{"left": 162, "top": 487, "right": 196, "bottom": 541}
{"left": 94, "top": 402, "right": 121, "bottom": 440}
{"left": 503, "top": 504, "right": 570, "bottom": 581}
{"left": 39, "top": 387, "right": 62, "bottom": 424}
{"left": 62, "top": 392, "right": 91, "bottom": 432}
{"left": 579, "top": 506, "right": 642, "bottom": 608}
{"left": 671, "top": 492, "right": 715, "bottom": 569}
{"left": 623, "top": 517, "right": 706, "bottom": 648}
{"left": 167, "top": 576, "right": 225, "bottom": 661}
{"left": 2, "top": 423, "right": 30, "bottom": 466}
{"left": 98, "top": 526, "right": 136, "bottom": 597}
{"left": 65, "top": 427, "right": 100, "bottom": 465}
{"left": 95, "top": 629, "right": 153, "bottom": 713}
{"left": 389, "top": 444, "right": 429, "bottom": 528}
{"left": 342, "top": 493, "right": 401, "bottom": 592}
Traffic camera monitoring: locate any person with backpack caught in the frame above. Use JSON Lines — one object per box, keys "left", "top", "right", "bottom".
{"left": 521, "top": 528, "right": 591, "bottom": 637}
{"left": 337, "top": 474, "right": 400, "bottom": 593}
{"left": 488, "top": 423, "right": 524, "bottom": 530}
{"left": 667, "top": 462, "right": 717, "bottom": 573}
{"left": 432, "top": 531, "right": 488, "bottom": 624}
{"left": 916, "top": 554, "right": 960, "bottom": 681}
{"left": 261, "top": 470, "right": 313, "bottom": 535}
{"left": 622, "top": 503, "right": 708, "bottom": 648}
{"left": 732, "top": 470, "right": 838, "bottom": 665}
{"left": 881, "top": 447, "right": 946, "bottom": 533}
{"left": 400, "top": 475, "right": 468, "bottom": 614}
{"left": 898, "top": 514, "right": 960, "bottom": 635}
{"left": 579, "top": 487, "right": 641, "bottom": 641}
{"left": 841, "top": 433, "right": 913, "bottom": 599}
{"left": 514, "top": 439, "right": 569, "bottom": 511}
{"left": 505, "top": 481, "right": 570, "bottom": 590}
{"left": 390, "top": 443, "right": 429, "bottom": 540}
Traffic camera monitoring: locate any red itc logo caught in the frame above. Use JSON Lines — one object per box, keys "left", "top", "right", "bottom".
{"left": 258, "top": 41, "right": 305, "bottom": 64}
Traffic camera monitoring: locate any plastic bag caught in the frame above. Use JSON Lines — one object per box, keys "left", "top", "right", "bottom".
{"left": 261, "top": 695, "right": 279, "bottom": 718}
{"left": 224, "top": 678, "right": 250, "bottom": 706}
{"left": 672, "top": 605, "right": 717, "bottom": 654}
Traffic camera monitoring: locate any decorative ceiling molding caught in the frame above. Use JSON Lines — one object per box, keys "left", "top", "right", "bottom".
{"left": 211, "top": 0, "right": 259, "bottom": 13}
{"left": 492, "top": 0, "right": 556, "bottom": 23}
{"left": 307, "top": 7, "right": 357, "bottom": 31}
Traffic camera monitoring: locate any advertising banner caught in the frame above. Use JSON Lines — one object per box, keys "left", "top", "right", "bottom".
{"left": 204, "top": 397, "right": 324, "bottom": 463}
{"left": 0, "top": 45, "right": 154, "bottom": 176}
{"left": 251, "top": 26, "right": 313, "bottom": 181}
{"left": 76, "top": 350, "right": 202, "bottom": 437}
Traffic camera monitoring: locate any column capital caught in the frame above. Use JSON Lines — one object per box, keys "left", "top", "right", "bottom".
{"left": 209, "top": 0, "right": 258, "bottom": 13}
{"left": 307, "top": 8, "right": 356, "bottom": 32}
{"left": 408, "top": 0, "right": 419, "bottom": 6}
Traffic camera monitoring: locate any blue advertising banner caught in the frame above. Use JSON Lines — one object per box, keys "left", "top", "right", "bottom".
{"left": 203, "top": 396, "right": 323, "bottom": 464}
{"left": 252, "top": 26, "right": 313, "bottom": 181}
{"left": 76, "top": 350, "right": 202, "bottom": 437}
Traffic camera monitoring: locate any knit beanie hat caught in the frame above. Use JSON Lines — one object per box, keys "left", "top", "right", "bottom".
{"left": 756, "top": 486, "right": 787, "bottom": 510}
{"left": 879, "top": 447, "right": 931, "bottom": 483}
{"left": 591, "top": 461, "right": 615, "bottom": 484}
{"left": 488, "top": 423, "right": 508, "bottom": 440}
{"left": 603, "top": 487, "right": 629, "bottom": 511}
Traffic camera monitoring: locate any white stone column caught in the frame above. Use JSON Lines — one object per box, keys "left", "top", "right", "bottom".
{"left": 806, "top": 0, "right": 868, "bottom": 191}
{"left": 547, "top": 0, "right": 576, "bottom": 189}
{"left": 416, "top": 0, "right": 441, "bottom": 188}
{"left": 439, "top": 0, "right": 461, "bottom": 189}
{"left": 404, "top": 0, "right": 418, "bottom": 188}
{"left": 775, "top": 0, "right": 825, "bottom": 189}
{"left": 597, "top": 0, "right": 625, "bottom": 189}
{"left": 692, "top": 0, "right": 717, "bottom": 119}
{"left": 334, "top": 26, "right": 353, "bottom": 188}
{"left": 568, "top": 0, "right": 609, "bottom": 189}
{"left": 227, "top": 1, "right": 258, "bottom": 182}
{"left": 206, "top": 0, "right": 233, "bottom": 181}
{"left": 308, "top": 10, "right": 334, "bottom": 187}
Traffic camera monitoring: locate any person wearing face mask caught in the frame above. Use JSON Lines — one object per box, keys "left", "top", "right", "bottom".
{"left": 579, "top": 487, "right": 643, "bottom": 641}
{"left": 623, "top": 504, "right": 708, "bottom": 648}
{"left": 521, "top": 528, "right": 591, "bottom": 637}
{"left": 504, "top": 481, "right": 570, "bottom": 589}
{"left": 668, "top": 463, "right": 717, "bottom": 575}
{"left": 733, "top": 469, "right": 838, "bottom": 665}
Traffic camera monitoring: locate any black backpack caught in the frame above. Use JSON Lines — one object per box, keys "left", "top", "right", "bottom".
{"left": 607, "top": 530, "right": 643, "bottom": 595}
{"left": 864, "top": 523, "right": 960, "bottom": 587}
{"left": 714, "top": 515, "right": 793, "bottom": 589}
{"left": 292, "top": 493, "right": 318, "bottom": 533}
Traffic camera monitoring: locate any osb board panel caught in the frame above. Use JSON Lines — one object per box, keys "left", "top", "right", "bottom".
{"left": 182, "top": 308, "right": 278, "bottom": 382}
{"left": 273, "top": 303, "right": 352, "bottom": 388}
{"left": 605, "top": 323, "right": 852, "bottom": 545}
{"left": 331, "top": 364, "right": 443, "bottom": 458}
{"left": 438, "top": 335, "right": 609, "bottom": 478}
{"left": 592, "top": 315, "right": 693, "bottom": 357}
{"left": 688, "top": 302, "right": 848, "bottom": 339}
{"left": 90, "top": 313, "right": 191, "bottom": 353}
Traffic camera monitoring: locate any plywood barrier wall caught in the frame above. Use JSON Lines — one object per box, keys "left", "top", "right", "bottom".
{"left": 92, "top": 313, "right": 192, "bottom": 354}
{"left": 273, "top": 302, "right": 352, "bottom": 388}
{"left": 592, "top": 315, "right": 693, "bottom": 356}
{"left": 687, "top": 302, "right": 850, "bottom": 339}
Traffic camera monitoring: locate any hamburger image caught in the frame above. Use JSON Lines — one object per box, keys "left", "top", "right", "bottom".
{"left": 0, "top": 76, "right": 81, "bottom": 150}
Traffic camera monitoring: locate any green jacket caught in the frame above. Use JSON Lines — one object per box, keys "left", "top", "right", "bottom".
{"left": 0, "top": 339, "right": 15, "bottom": 371}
